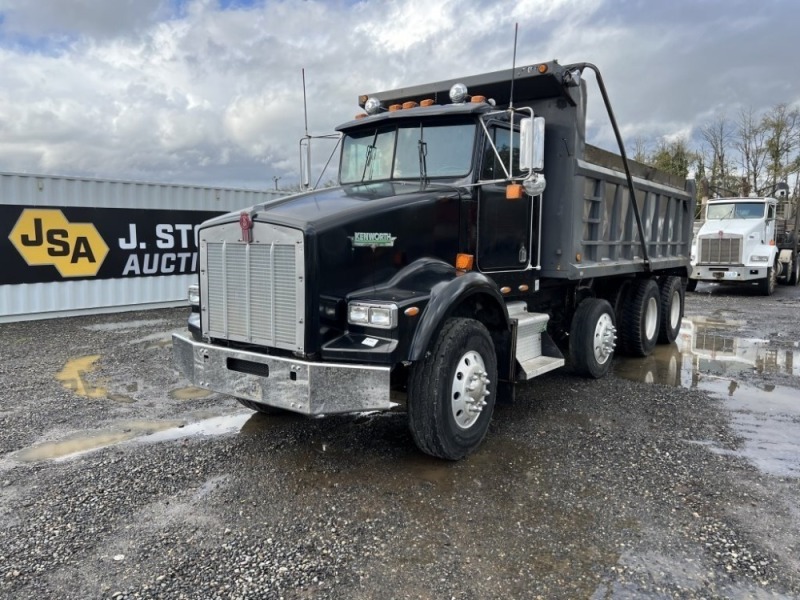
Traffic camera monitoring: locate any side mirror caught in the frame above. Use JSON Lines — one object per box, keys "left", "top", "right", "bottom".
{"left": 519, "top": 117, "right": 545, "bottom": 172}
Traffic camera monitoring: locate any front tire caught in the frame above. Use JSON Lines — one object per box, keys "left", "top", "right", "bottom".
{"left": 569, "top": 298, "right": 616, "bottom": 379}
{"left": 618, "top": 278, "right": 661, "bottom": 357}
{"left": 758, "top": 266, "right": 776, "bottom": 296}
{"left": 408, "top": 318, "right": 497, "bottom": 460}
{"left": 657, "top": 276, "right": 684, "bottom": 344}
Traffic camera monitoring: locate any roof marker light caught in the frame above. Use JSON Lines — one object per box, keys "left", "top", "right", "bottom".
{"left": 402, "top": 101, "right": 418, "bottom": 109}
{"left": 449, "top": 83, "right": 468, "bottom": 104}
{"left": 420, "top": 99, "right": 435, "bottom": 107}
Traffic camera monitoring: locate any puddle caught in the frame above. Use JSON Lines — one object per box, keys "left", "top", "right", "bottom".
{"left": 169, "top": 386, "right": 213, "bottom": 400}
{"left": 15, "top": 420, "right": 185, "bottom": 462}
{"left": 55, "top": 355, "right": 107, "bottom": 398}
{"left": 615, "top": 317, "right": 800, "bottom": 477}
{"left": 84, "top": 319, "right": 168, "bottom": 332}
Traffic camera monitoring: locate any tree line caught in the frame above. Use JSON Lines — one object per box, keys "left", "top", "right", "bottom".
{"left": 633, "top": 103, "right": 800, "bottom": 202}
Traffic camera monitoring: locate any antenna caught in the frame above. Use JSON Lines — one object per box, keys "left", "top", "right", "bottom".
{"left": 509, "top": 22, "right": 518, "bottom": 110}
{"left": 301, "top": 68, "right": 311, "bottom": 189}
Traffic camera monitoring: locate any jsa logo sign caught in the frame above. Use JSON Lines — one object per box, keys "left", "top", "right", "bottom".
{"left": 9, "top": 209, "right": 109, "bottom": 277}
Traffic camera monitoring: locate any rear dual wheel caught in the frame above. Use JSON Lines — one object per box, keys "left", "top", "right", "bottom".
{"left": 618, "top": 278, "right": 661, "bottom": 357}
{"left": 658, "top": 276, "right": 684, "bottom": 344}
{"left": 570, "top": 298, "right": 617, "bottom": 379}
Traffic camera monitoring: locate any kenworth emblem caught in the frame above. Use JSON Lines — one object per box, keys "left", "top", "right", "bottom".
{"left": 350, "top": 232, "right": 397, "bottom": 248}
{"left": 240, "top": 211, "right": 253, "bottom": 243}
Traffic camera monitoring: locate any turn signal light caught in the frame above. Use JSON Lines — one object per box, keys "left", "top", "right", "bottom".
{"left": 455, "top": 253, "right": 474, "bottom": 271}
{"left": 506, "top": 184, "right": 524, "bottom": 200}
{"left": 404, "top": 306, "right": 420, "bottom": 317}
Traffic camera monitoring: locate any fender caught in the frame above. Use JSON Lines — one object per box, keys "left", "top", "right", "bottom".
{"left": 408, "top": 270, "right": 509, "bottom": 361}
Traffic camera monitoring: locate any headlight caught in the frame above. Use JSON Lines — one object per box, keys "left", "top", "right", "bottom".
{"left": 347, "top": 302, "right": 398, "bottom": 329}
{"left": 188, "top": 283, "right": 200, "bottom": 306}
{"left": 750, "top": 255, "right": 769, "bottom": 263}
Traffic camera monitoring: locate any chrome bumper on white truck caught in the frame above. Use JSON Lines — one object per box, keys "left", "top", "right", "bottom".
{"left": 690, "top": 265, "right": 767, "bottom": 283}
{"left": 172, "top": 334, "right": 392, "bottom": 415}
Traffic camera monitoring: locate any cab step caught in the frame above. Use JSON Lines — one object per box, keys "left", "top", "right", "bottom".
{"left": 507, "top": 301, "right": 565, "bottom": 380}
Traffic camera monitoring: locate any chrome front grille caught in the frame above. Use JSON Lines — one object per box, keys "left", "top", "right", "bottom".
{"left": 200, "top": 222, "right": 305, "bottom": 352}
{"left": 699, "top": 236, "right": 742, "bottom": 265}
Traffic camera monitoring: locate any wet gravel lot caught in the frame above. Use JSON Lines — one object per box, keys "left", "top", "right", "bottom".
{"left": 1, "top": 282, "right": 799, "bottom": 599}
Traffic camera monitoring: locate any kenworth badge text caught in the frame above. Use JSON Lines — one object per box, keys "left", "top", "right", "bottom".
{"left": 173, "top": 60, "right": 696, "bottom": 460}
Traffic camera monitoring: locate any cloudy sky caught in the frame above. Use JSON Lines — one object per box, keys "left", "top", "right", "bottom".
{"left": 0, "top": 0, "right": 798, "bottom": 190}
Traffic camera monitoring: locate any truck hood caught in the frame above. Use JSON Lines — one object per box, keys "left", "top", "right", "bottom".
{"left": 198, "top": 181, "right": 462, "bottom": 234}
{"left": 697, "top": 219, "right": 763, "bottom": 239}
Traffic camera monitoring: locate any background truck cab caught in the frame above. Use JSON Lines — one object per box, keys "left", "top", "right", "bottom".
{"left": 689, "top": 188, "right": 800, "bottom": 295}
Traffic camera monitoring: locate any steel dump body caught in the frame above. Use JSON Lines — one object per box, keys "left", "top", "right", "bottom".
{"left": 364, "top": 60, "right": 695, "bottom": 281}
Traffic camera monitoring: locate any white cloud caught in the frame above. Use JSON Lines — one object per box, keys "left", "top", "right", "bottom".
{"left": 0, "top": 0, "right": 797, "bottom": 189}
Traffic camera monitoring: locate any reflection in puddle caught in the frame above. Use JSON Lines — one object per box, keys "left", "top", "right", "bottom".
{"left": 84, "top": 319, "right": 168, "bottom": 332}
{"left": 615, "top": 317, "right": 800, "bottom": 477}
{"left": 15, "top": 420, "right": 185, "bottom": 462}
{"left": 56, "top": 355, "right": 107, "bottom": 398}
{"left": 169, "top": 386, "right": 213, "bottom": 400}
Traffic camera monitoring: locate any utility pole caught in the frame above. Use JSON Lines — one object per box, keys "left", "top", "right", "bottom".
{"left": 272, "top": 176, "right": 281, "bottom": 191}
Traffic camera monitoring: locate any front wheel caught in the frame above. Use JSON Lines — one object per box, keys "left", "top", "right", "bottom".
{"left": 569, "top": 298, "right": 616, "bottom": 379}
{"left": 408, "top": 318, "right": 498, "bottom": 460}
{"left": 758, "top": 266, "right": 776, "bottom": 296}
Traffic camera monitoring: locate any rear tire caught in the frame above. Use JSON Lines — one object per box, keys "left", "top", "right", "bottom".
{"left": 569, "top": 298, "right": 616, "bottom": 379}
{"left": 657, "top": 276, "right": 684, "bottom": 344}
{"left": 236, "top": 398, "right": 291, "bottom": 415}
{"left": 408, "top": 318, "right": 497, "bottom": 460}
{"left": 618, "top": 278, "right": 661, "bottom": 357}
{"left": 758, "top": 266, "right": 776, "bottom": 296}
{"left": 789, "top": 258, "right": 800, "bottom": 286}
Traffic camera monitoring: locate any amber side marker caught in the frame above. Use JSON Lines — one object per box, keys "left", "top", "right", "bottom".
{"left": 506, "top": 184, "right": 524, "bottom": 200}
{"left": 455, "top": 253, "right": 474, "bottom": 271}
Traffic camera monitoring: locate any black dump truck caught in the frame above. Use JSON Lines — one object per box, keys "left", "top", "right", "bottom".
{"left": 173, "top": 60, "right": 696, "bottom": 459}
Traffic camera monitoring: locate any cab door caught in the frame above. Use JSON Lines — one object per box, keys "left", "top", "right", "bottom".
{"left": 476, "top": 125, "right": 534, "bottom": 272}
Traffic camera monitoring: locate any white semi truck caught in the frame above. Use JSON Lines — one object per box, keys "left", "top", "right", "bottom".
{"left": 688, "top": 188, "right": 800, "bottom": 295}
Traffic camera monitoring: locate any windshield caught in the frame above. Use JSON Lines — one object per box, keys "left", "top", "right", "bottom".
{"left": 706, "top": 202, "right": 766, "bottom": 220}
{"left": 339, "top": 122, "right": 475, "bottom": 184}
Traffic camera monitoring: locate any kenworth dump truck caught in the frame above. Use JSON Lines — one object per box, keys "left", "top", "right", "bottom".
{"left": 173, "top": 60, "right": 696, "bottom": 459}
{"left": 688, "top": 188, "right": 800, "bottom": 294}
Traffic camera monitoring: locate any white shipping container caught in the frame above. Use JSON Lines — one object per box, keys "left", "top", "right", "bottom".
{"left": 0, "top": 171, "right": 284, "bottom": 322}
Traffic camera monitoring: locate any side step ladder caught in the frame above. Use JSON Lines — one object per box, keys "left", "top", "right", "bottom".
{"left": 507, "top": 301, "right": 564, "bottom": 380}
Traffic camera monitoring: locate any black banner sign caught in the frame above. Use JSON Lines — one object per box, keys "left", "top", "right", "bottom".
{"left": 1, "top": 205, "right": 225, "bottom": 285}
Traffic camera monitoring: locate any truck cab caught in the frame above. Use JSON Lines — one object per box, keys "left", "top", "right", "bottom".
{"left": 689, "top": 195, "right": 799, "bottom": 294}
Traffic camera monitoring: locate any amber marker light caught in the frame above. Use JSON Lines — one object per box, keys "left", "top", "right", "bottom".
{"left": 402, "top": 101, "right": 418, "bottom": 109}
{"left": 470, "top": 95, "right": 486, "bottom": 103}
{"left": 506, "top": 184, "right": 524, "bottom": 200}
{"left": 500, "top": 286, "right": 512, "bottom": 294}
{"left": 537, "top": 64, "right": 548, "bottom": 73}
{"left": 355, "top": 113, "right": 367, "bottom": 119}
{"left": 389, "top": 104, "right": 402, "bottom": 112}
{"left": 404, "top": 306, "right": 420, "bottom": 317}
{"left": 455, "top": 253, "right": 474, "bottom": 271}
{"left": 518, "top": 284, "right": 529, "bottom": 292}
{"left": 576, "top": 253, "right": 582, "bottom": 262}
{"left": 420, "top": 99, "right": 435, "bottom": 107}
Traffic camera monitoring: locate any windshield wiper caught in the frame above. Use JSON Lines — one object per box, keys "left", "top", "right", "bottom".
{"left": 360, "top": 129, "right": 379, "bottom": 182}
{"left": 418, "top": 124, "right": 428, "bottom": 186}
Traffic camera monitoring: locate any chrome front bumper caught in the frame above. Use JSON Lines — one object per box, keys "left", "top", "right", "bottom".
{"left": 172, "top": 334, "right": 392, "bottom": 415}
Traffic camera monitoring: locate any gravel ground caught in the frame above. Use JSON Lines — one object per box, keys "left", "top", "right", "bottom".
{"left": 1, "top": 281, "right": 799, "bottom": 599}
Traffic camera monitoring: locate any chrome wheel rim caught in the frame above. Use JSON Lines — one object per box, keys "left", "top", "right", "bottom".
{"left": 593, "top": 313, "right": 616, "bottom": 365}
{"left": 645, "top": 297, "right": 658, "bottom": 340}
{"left": 451, "top": 350, "right": 490, "bottom": 430}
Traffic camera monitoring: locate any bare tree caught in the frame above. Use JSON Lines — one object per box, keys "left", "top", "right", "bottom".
{"left": 631, "top": 136, "right": 648, "bottom": 163}
{"left": 734, "top": 107, "right": 768, "bottom": 195}
{"left": 762, "top": 103, "right": 799, "bottom": 193}
{"left": 701, "top": 114, "right": 736, "bottom": 196}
